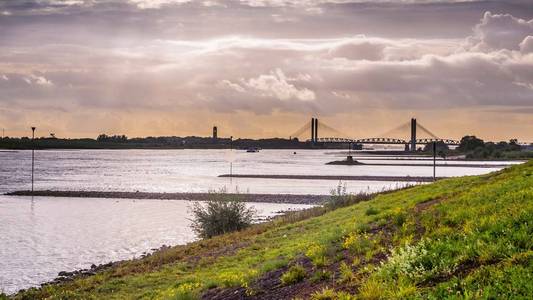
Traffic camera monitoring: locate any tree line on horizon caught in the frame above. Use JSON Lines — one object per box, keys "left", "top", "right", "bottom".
{"left": 0, "top": 133, "right": 532, "bottom": 158}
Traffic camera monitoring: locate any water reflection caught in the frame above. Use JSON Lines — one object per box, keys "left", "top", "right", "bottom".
{"left": 0, "top": 149, "right": 509, "bottom": 195}
{"left": 0, "top": 195, "right": 312, "bottom": 294}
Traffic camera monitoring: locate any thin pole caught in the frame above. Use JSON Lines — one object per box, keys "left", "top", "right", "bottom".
{"left": 31, "top": 127, "right": 36, "bottom": 193}
{"left": 432, "top": 141, "right": 436, "bottom": 181}
{"left": 230, "top": 136, "right": 233, "bottom": 184}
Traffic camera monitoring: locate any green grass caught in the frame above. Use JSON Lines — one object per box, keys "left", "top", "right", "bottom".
{"left": 11, "top": 161, "right": 533, "bottom": 299}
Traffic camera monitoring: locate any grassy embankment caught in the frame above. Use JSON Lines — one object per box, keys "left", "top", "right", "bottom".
{"left": 8, "top": 161, "right": 533, "bottom": 299}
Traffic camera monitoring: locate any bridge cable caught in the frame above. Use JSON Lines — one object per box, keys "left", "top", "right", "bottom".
{"left": 416, "top": 122, "right": 439, "bottom": 139}
{"left": 289, "top": 120, "right": 311, "bottom": 138}
{"left": 317, "top": 120, "right": 348, "bottom": 138}
{"left": 376, "top": 121, "right": 411, "bottom": 138}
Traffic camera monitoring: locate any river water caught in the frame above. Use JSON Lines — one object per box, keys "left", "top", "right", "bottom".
{"left": 0, "top": 149, "right": 518, "bottom": 294}
{"left": 0, "top": 149, "right": 513, "bottom": 194}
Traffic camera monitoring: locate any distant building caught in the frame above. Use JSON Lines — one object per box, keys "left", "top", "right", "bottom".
{"left": 213, "top": 126, "right": 218, "bottom": 140}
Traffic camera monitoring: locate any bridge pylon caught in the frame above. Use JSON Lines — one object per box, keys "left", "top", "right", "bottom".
{"left": 314, "top": 118, "right": 318, "bottom": 143}
{"left": 410, "top": 118, "right": 416, "bottom": 152}
{"left": 311, "top": 118, "right": 315, "bottom": 142}
{"left": 310, "top": 117, "right": 319, "bottom": 143}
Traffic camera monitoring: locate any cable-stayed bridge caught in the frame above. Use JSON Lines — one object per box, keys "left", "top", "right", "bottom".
{"left": 289, "top": 117, "right": 460, "bottom": 151}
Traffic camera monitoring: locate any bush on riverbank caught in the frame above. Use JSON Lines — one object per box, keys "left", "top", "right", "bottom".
{"left": 326, "top": 182, "right": 372, "bottom": 209}
{"left": 189, "top": 192, "right": 256, "bottom": 238}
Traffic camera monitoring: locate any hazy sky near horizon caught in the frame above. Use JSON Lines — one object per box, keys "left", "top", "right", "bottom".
{"left": 1, "top": 0, "right": 533, "bottom": 141}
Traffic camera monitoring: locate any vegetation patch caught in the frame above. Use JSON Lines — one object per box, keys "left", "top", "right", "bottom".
{"left": 280, "top": 264, "right": 307, "bottom": 285}
{"left": 11, "top": 161, "right": 533, "bottom": 299}
{"left": 189, "top": 191, "right": 256, "bottom": 238}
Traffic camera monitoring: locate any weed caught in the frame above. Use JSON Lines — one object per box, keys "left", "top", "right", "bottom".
{"left": 310, "top": 287, "right": 337, "bottom": 300}
{"left": 311, "top": 270, "right": 332, "bottom": 283}
{"left": 306, "top": 244, "right": 328, "bottom": 267}
{"left": 358, "top": 278, "right": 385, "bottom": 300}
{"left": 326, "top": 182, "right": 373, "bottom": 209}
{"left": 342, "top": 232, "right": 374, "bottom": 256}
{"left": 338, "top": 262, "right": 355, "bottom": 284}
{"left": 280, "top": 264, "right": 306, "bottom": 285}
{"left": 365, "top": 207, "right": 379, "bottom": 216}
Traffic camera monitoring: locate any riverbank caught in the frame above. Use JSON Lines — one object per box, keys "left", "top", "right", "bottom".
{"left": 5, "top": 190, "right": 329, "bottom": 205}
{"left": 219, "top": 174, "right": 442, "bottom": 182}
{"left": 7, "top": 160, "right": 532, "bottom": 299}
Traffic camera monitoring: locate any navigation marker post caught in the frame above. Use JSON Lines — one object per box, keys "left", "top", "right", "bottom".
{"left": 226, "top": 136, "right": 234, "bottom": 185}
{"left": 432, "top": 141, "right": 436, "bottom": 181}
{"left": 31, "top": 126, "right": 36, "bottom": 193}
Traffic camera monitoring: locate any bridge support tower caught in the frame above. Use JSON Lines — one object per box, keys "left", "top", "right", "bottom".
{"left": 311, "top": 118, "right": 315, "bottom": 143}
{"left": 310, "top": 117, "right": 319, "bottom": 143}
{"left": 314, "top": 118, "right": 318, "bottom": 143}
{"left": 410, "top": 118, "right": 417, "bottom": 152}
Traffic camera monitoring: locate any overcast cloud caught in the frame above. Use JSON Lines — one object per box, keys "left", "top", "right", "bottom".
{"left": 0, "top": 0, "right": 532, "bottom": 140}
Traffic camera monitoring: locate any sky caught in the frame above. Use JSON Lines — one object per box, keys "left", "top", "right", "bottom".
{"left": 0, "top": 0, "right": 532, "bottom": 141}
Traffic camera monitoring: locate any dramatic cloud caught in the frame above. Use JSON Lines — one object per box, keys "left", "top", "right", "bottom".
{"left": 238, "top": 69, "right": 316, "bottom": 101}
{"left": 519, "top": 36, "right": 533, "bottom": 53}
{"left": 0, "top": 0, "right": 532, "bottom": 140}
{"left": 468, "top": 11, "right": 533, "bottom": 51}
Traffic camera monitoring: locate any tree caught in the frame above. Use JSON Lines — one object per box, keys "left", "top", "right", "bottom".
{"left": 458, "top": 136, "right": 484, "bottom": 152}
{"left": 97, "top": 134, "right": 128, "bottom": 142}
{"left": 97, "top": 134, "right": 109, "bottom": 142}
{"left": 423, "top": 141, "right": 449, "bottom": 153}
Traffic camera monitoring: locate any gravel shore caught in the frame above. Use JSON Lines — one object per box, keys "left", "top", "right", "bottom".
{"left": 6, "top": 190, "right": 329, "bottom": 205}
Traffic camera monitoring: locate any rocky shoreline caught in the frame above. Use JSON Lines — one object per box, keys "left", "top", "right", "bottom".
{"left": 35, "top": 245, "right": 172, "bottom": 290}
{"left": 5, "top": 190, "right": 329, "bottom": 205}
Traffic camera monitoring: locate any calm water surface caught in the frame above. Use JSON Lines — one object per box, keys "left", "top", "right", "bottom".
{"left": 0, "top": 149, "right": 517, "bottom": 294}
{"left": 0, "top": 196, "right": 311, "bottom": 294}
{"left": 0, "top": 149, "right": 512, "bottom": 194}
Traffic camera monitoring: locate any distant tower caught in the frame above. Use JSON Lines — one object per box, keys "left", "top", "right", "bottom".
{"left": 213, "top": 126, "right": 218, "bottom": 140}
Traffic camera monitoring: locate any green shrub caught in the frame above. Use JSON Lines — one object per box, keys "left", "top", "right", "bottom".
{"left": 306, "top": 244, "right": 327, "bottom": 267}
{"left": 311, "top": 270, "right": 332, "bottom": 283}
{"left": 377, "top": 238, "right": 457, "bottom": 283}
{"left": 392, "top": 210, "right": 407, "bottom": 226}
{"left": 326, "top": 182, "right": 372, "bottom": 209}
{"left": 342, "top": 232, "right": 374, "bottom": 256}
{"left": 365, "top": 207, "right": 379, "bottom": 216}
{"left": 338, "top": 262, "right": 355, "bottom": 283}
{"left": 189, "top": 192, "right": 255, "bottom": 238}
{"left": 280, "top": 264, "right": 306, "bottom": 285}
{"left": 310, "top": 287, "right": 337, "bottom": 300}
